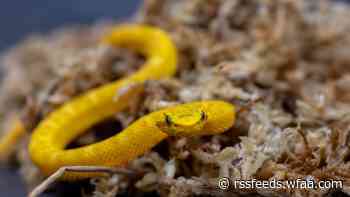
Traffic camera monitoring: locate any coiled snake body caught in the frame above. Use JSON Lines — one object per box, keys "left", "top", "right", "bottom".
{"left": 3, "top": 25, "right": 236, "bottom": 183}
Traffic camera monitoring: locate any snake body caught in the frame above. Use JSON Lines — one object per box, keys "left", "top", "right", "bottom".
{"left": 26, "top": 25, "right": 236, "bottom": 180}
{"left": 0, "top": 119, "right": 25, "bottom": 159}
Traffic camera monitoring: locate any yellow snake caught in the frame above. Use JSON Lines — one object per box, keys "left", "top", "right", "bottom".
{"left": 0, "top": 25, "right": 236, "bottom": 180}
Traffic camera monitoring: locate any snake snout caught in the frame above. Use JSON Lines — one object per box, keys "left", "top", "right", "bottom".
{"left": 156, "top": 110, "right": 207, "bottom": 136}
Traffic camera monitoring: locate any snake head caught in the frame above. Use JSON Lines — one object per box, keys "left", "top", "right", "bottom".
{"left": 156, "top": 109, "right": 207, "bottom": 137}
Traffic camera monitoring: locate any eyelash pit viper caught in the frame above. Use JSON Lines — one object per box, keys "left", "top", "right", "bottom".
{"left": 1, "top": 25, "right": 236, "bottom": 186}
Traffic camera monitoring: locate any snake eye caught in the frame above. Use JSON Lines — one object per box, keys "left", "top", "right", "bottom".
{"left": 200, "top": 111, "right": 207, "bottom": 121}
{"left": 164, "top": 114, "right": 172, "bottom": 126}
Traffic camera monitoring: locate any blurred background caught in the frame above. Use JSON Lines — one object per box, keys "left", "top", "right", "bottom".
{"left": 0, "top": 1, "right": 140, "bottom": 196}
{"left": 0, "top": 0, "right": 140, "bottom": 52}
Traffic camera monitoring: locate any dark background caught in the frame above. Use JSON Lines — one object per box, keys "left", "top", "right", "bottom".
{"left": 0, "top": 0, "right": 140, "bottom": 52}
{"left": 0, "top": 1, "right": 140, "bottom": 196}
